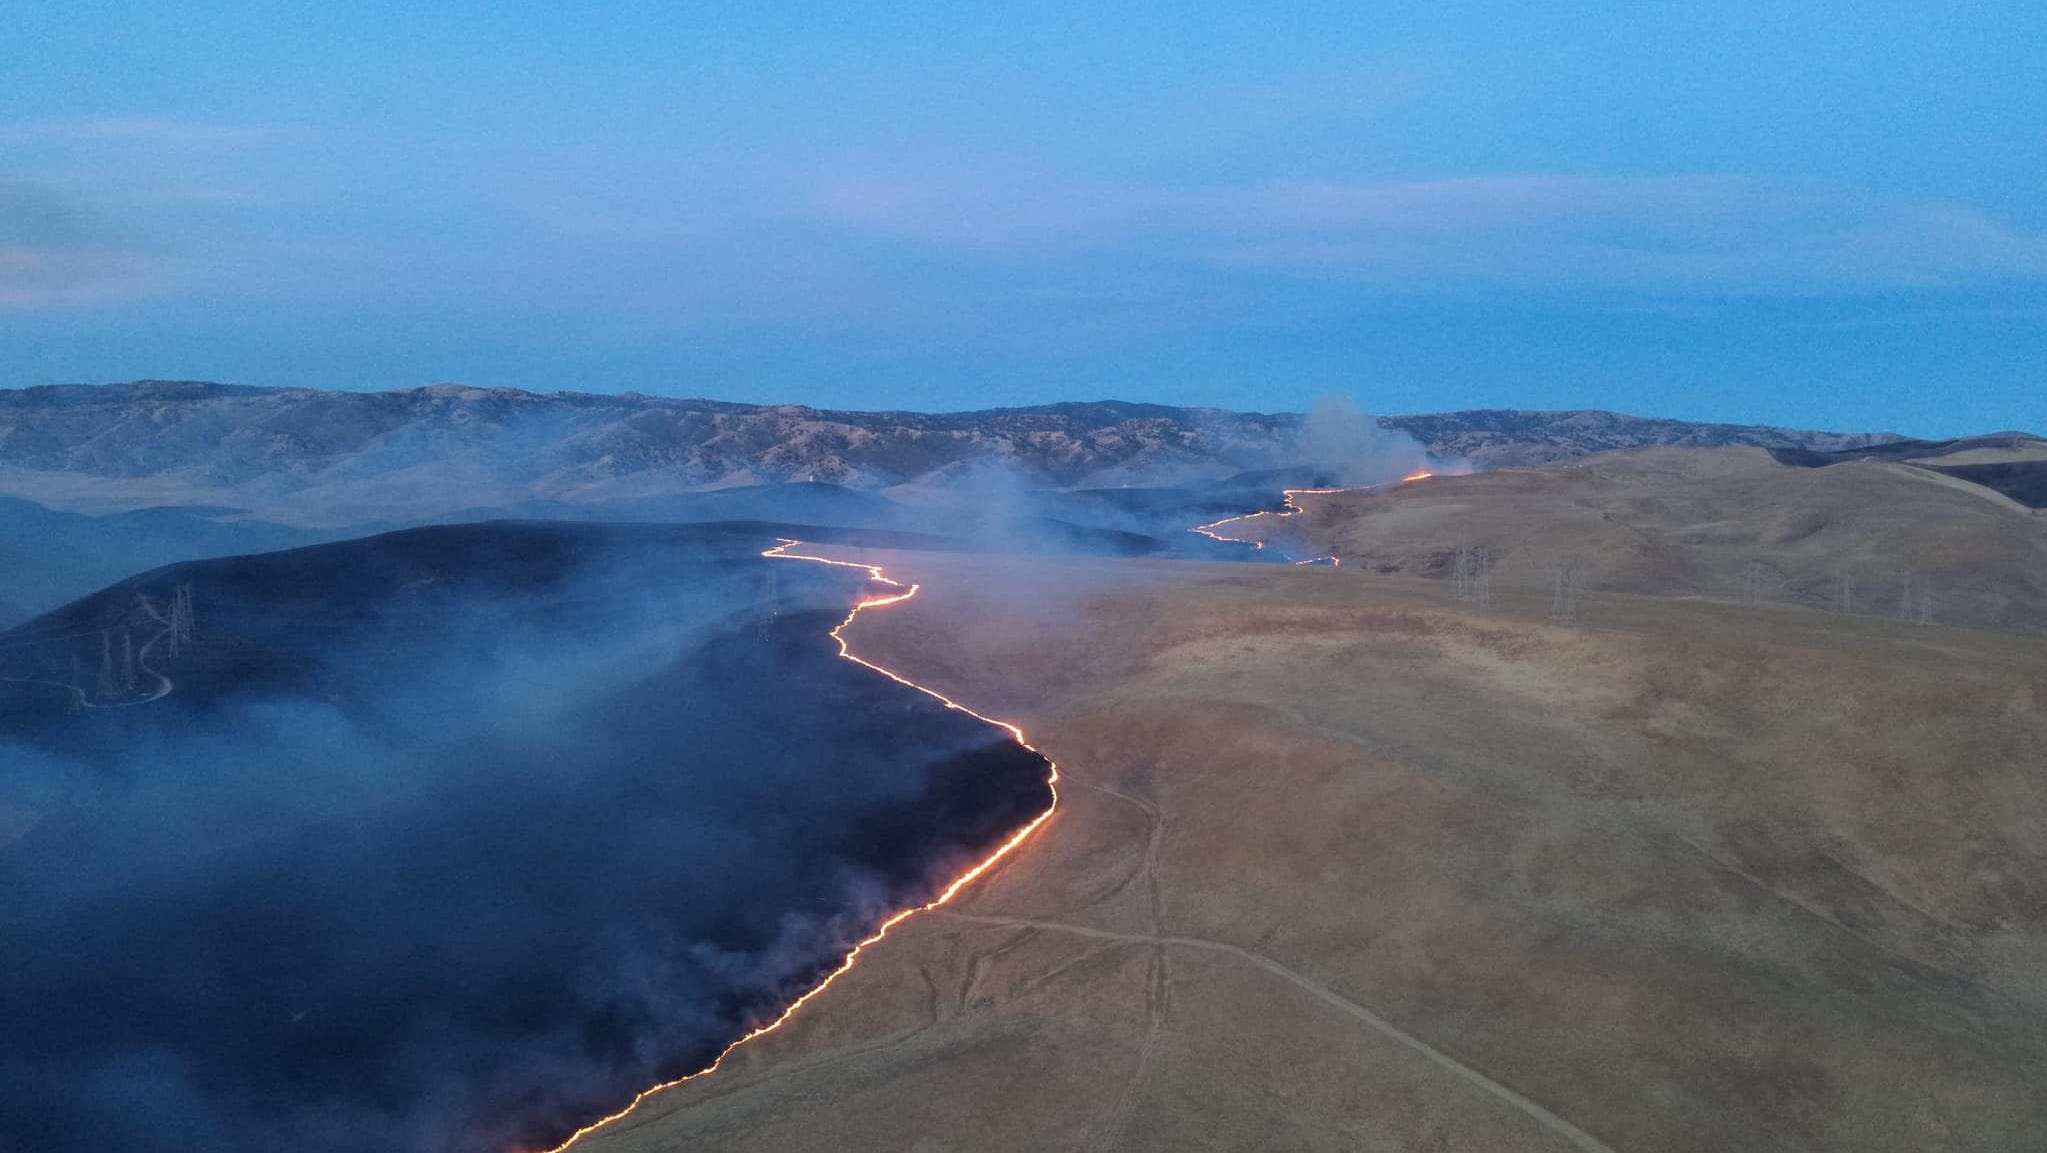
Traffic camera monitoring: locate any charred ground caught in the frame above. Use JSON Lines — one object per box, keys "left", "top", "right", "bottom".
{"left": 0, "top": 520, "right": 1051, "bottom": 1153}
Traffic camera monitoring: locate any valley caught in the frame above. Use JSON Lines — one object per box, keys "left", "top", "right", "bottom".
{"left": 11, "top": 6, "right": 2042, "bottom": 1148}
{"left": 0, "top": 523, "right": 1053, "bottom": 1153}
{"left": 4, "top": 432, "right": 2043, "bottom": 1153}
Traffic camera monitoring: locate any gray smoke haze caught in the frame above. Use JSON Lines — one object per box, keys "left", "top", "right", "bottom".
{"left": 0, "top": 523, "right": 1051, "bottom": 1153}
{"left": 0, "top": 498, "right": 323, "bottom": 625}
{"left": 0, "top": 407, "right": 1378, "bottom": 1152}
{"left": 1294, "top": 394, "right": 1434, "bottom": 485}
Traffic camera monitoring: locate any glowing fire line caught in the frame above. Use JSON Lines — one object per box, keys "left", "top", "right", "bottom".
{"left": 1188, "top": 473, "right": 1433, "bottom": 566}
{"left": 1189, "top": 487, "right": 1348, "bottom": 563}
{"left": 530, "top": 539, "right": 1059, "bottom": 1153}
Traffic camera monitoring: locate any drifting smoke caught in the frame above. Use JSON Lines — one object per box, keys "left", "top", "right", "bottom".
{"left": 1294, "top": 394, "right": 1436, "bottom": 486}
{"left": 0, "top": 522, "right": 1049, "bottom": 1153}
{"left": 0, "top": 498, "right": 323, "bottom": 626}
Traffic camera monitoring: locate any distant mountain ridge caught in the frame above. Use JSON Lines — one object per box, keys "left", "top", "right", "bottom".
{"left": 1389, "top": 408, "right": 1906, "bottom": 466}
{"left": 0, "top": 380, "right": 1901, "bottom": 525}
{"left": 1769, "top": 432, "right": 2047, "bottom": 509}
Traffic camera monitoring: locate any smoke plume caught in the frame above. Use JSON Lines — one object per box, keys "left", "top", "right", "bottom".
{"left": 1294, "top": 394, "right": 1434, "bottom": 485}
{"left": 0, "top": 523, "right": 1050, "bottom": 1153}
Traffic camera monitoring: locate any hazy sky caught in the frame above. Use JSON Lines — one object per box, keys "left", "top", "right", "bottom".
{"left": 4, "top": 2, "right": 2043, "bottom": 434}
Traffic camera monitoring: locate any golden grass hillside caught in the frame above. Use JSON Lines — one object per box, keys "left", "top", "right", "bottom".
{"left": 572, "top": 547, "right": 2047, "bottom": 1153}
{"left": 1241, "top": 447, "right": 2047, "bottom": 635}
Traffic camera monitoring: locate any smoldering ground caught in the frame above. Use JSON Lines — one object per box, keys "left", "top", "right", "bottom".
{"left": 0, "top": 522, "right": 1051, "bottom": 1153}
{"left": 884, "top": 395, "right": 1440, "bottom": 561}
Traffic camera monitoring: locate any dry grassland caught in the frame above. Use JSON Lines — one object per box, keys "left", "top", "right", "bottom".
{"left": 576, "top": 540, "right": 2047, "bottom": 1153}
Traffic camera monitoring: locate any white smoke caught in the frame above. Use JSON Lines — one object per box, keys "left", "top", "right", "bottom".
{"left": 1295, "top": 394, "right": 1433, "bottom": 485}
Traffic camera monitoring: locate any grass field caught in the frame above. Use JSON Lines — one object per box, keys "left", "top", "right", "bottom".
{"left": 570, "top": 530, "right": 2047, "bottom": 1153}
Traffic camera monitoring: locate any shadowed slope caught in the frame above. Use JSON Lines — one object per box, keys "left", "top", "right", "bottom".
{"left": 0, "top": 522, "right": 1051, "bottom": 1153}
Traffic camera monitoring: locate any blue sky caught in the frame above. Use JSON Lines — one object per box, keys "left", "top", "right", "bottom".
{"left": 3, "top": 2, "right": 2043, "bottom": 434}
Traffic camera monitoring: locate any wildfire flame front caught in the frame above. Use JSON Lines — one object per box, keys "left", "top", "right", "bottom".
{"left": 531, "top": 540, "right": 1060, "bottom": 1153}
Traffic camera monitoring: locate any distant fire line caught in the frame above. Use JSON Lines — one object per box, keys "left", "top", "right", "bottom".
{"left": 529, "top": 539, "right": 1060, "bottom": 1153}
{"left": 1188, "top": 473, "right": 1432, "bottom": 565}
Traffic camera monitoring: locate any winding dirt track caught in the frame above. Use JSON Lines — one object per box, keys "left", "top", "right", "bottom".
{"left": 128, "top": 593, "right": 177, "bottom": 703}
{"left": 0, "top": 591, "right": 175, "bottom": 708}
{"left": 936, "top": 910, "right": 1616, "bottom": 1153}
{"left": 569, "top": 542, "right": 2047, "bottom": 1153}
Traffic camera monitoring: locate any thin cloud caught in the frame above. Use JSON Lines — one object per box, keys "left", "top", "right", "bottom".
{"left": 0, "top": 247, "right": 143, "bottom": 310}
{"left": 1211, "top": 176, "right": 2047, "bottom": 291}
{"left": 808, "top": 171, "right": 1145, "bottom": 247}
{"left": 807, "top": 171, "right": 2047, "bottom": 295}
{"left": 0, "top": 179, "right": 152, "bottom": 310}
{"left": 0, "top": 118, "right": 302, "bottom": 148}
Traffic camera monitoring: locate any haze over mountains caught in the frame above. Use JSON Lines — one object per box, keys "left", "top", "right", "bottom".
{"left": 12, "top": 0, "right": 2044, "bottom": 1148}
{"left": 1, "top": 379, "right": 2040, "bottom": 1152}
{"left": 1, "top": 381, "right": 1902, "bottom": 524}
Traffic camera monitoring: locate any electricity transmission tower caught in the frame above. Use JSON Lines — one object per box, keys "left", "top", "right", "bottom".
{"left": 174, "top": 584, "right": 195, "bottom": 644}
{"left": 1831, "top": 564, "right": 1855, "bottom": 615}
{"left": 756, "top": 564, "right": 779, "bottom": 642}
{"left": 96, "top": 629, "right": 116, "bottom": 700}
{"left": 1550, "top": 562, "right": 1582, "bottom": 624}
{"left": 1893, "top": 572, "right": 1933, "bottom": 625}
{"left": 1741, "top": 559, "right": 1764, "bottom": 609}
{"left": 1451, "top": 545, "right": 1491, "bottom": 608}
{"left": 154, "top": 584, "right": 198, "bottom": 660}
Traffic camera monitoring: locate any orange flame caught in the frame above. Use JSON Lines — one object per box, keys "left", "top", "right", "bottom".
{"left": 1190, "top": 487, "right": 1348, "bottom": 566}
{"left": 1401, "top": 470, "right": 1434, "bottom": 483}
{"left": 528, "top": 540, "right": 1058, "bottom": 1153}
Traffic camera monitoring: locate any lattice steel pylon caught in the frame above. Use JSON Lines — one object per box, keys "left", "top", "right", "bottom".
{"left": 1550, "top": 562, "right": 1581, "bottom": 625}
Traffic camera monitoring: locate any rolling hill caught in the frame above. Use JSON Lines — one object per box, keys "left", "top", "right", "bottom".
{"left": 0, "top": 381, "right": 1901, "bottom": 526}
{"left": 1236, "top": 445, "right": 2047, "bottom": 635}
